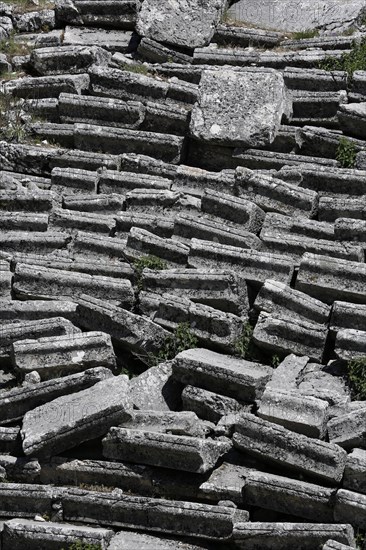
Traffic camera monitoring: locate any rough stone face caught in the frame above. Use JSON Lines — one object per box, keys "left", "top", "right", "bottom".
{"left": 190, "top": 68, "right": 291, "bottom": 147}
{"left": 136, "top": 0, "right": 226, "bottom": 49}
{"left": 328, "top": 408, "right": 366, "bottom": 449}
{"left": 343, "top": 448, "right": 366, "bottom": 494}
{"left": 21, "top": 375, "right": 132, "bottom": 457}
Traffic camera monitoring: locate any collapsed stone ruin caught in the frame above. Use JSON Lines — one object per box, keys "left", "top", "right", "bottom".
{"left": 0, "top": 0, "right": 366, "bottom": 548}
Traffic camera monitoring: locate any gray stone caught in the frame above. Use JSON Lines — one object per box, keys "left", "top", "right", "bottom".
{"left": 265, "top": 354, "right": 309, "bottom": 392}
{"left": 334, "top": 489, "right": 366, "bottom": 529}
{"left": 137, "top": 0, "right": 225, "bottom": 49}
{"left": 108, "top": 531, "right": 207, "bottom": 550}
{"left": 323, "top": 541, "right": 355, "bottom": 550}
{"left": 335, "top": 328, "right": 366, "bottom": 360}
{"left": 297, "top": 125, "right": 365, "bottom": 159}
{"left": 234, "top": 413, "right": 347, "bottom": 484}
{"left": 73, "top": 0, "right": 137, "bottom": 29}
{"left": 103, "top": 428, "right": 230, "bottom": 473}
{"left": 21, "top": 375, "right": 132, "bottom": 457}
{"left": 49, "top": 208, "right": 115, "bottom": 234}
{"left": 0, "top": 483, "right": 56, "bottom": 518}
{"left": 126, "top": 227, "right": 189, "bottom": 266}
{"left": 115, "top": 212, "right": 174, "bottom": 239}
{"left": 0, "top": 231, "right": 68, "bottom": 255}
{"left": 14, "top": 9, "right": 55, "bottom": 33}
{"left": 63, "top": 193, "right": 125, "bottom": 214}
{"left": 182, "top": 385, "right": 243, "bottom": 423}
{"left": 0, "top": 427, "right": 21, "bottom": 454}
{"left": 343, "top": 448, "right": 366, "bottom": 495}
{"left": 63, "top": 25, "right": 133, "bottom": 53}
{"left": 138, "top": 37, "right": 192, "bottom": 64}
{"left": 0, "top": 211, "right": 48, "bottom": 231}
{"left": 190, "top": 68, "right": 291, "bottom": 148}
{"left": 173, "top": 348, "right": 272, "bottom": 402}
{"left": 280, "top": 164, "right": 366, "bottom": 196}
{"left": 338, "top": 102, "right": 366, "bottom": 139}
{"left": 213, "top": 24, "right": 282, "bottom": 48}
{"left": 0, "top": 259, "right": 11, "bottom": 298}
{"left": 261, "top": 211, "right": 335, "bottom": 241}
{"left": 130, "top": 362, "right": 182, "bottom": 412}
{"left": 101, "top": 167, "right": 171, "bottom": 194}
{"left": 335, "top": 217, "right": 366, "bottom": 243}
{"left": 328, "top": 408, "right": 366, "bottom": 449}
{"left": 331, "top": 301, "right": 366, "bottom": 332}
{"left": 51, "top": 166, "right": 98, "bottom": 195}
{"left": 198, "top": 461, "right": 248, "bottom": 503}
{"left": 6, "top": 73, "right": 90, "bottom": 98}
{"left": 120, "top": 410, "right": 212, "bottom": 438}
{"left": 0, "top": 455, "right": 40, "bottom": 483}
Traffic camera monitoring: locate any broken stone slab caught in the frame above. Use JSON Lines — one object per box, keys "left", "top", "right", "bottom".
{"left": 253, "top": 279, "right": 331, "bottom": 325}
{"left": 0, "top": 427, "right": 21, "bottom": 454}
{"left": 130, "top": 361, "right": 182, "bottom": 412}
{"left": 103, "top": 428, "right": 230, "bottom": 474}
{"left": 21, "top": 374, "right": 132, "bottom": 457}
{"left": 243, "top": 468, "right": 336, "bottom": 522}
{"left": 63, "top": 193, "right": 125, "bottom": 214}
{"left": 261, "top": 211, "right": 335, "bottom": 241}
{"left": 137, "top": 37, "right": 192, "bottom": 64}
{"left": 343, "top": 448, "right": 366, "bottom": 495}
{"left": 74, "top": 123, "right": 185, "bottom": 164}
{"left": 62, "top": 488, "right": 249, "bottom": 539}
{"left": 198, "top": 460, "right": 249, "bottom": 503}
{"left": 153, "top": 293, "right": 244, "bottom": 352}
{"left": 0, "top": 366, "right": 112, "bottom": 424}
{"left": 0, "top": 259, "right": 11, "bottom": 298}
{"left": 296, "top": 253, "right": 366, "bottom": 304}
{"left": 328, "top": 408, "right": 366, "bottom": 449}
{"left": 334, "top": 328, "right": 366, "bottom": 360}
{"left": 291, "top": 90, "right": 346, "bottom": 121}
{"left": 140, "top": 100, "right": 191, "bottom": 136}
{"left": 11, "top": 331, "right": 116, "bottom": 380}
{"left": 265, "top": 354, "right": 309, "bottom": 393}
{"left": 2, "top": 519, "right": 114, "bottom": 550}
{"left": 279, "top": 164, "right": 366, "bottom": 196}
{"left": 120, "top": 410, "right": 212, "bottom": 438}
{"left": 356, "top": 150, "right": 366, "bottom": 169}
{"left": 119, "top": 152, "right": 178, "bottom": 179}
{"left": 13, "top": 263, "right": 134, "bottom": 307}
{"left": 0, "top": 189, "right": 56, "bottom": 212}
{"left": 253, "top": 313, "right": 328, "bottom": 363}
{"left": 50, "top": 149, "right": 121, "bottom": 172}
{"left": 0, "top": 455, "right": 40, "bottom": 483}
{"left": 350, "top": 70, "right": 366, "bottom": 102}
{"left": 31, "top": 45, "right": 111, "bottom": 76}
{"left": 233, "top": 523, "right": 355, "bottom": 550}
{"left": 173, "top": 348, "right": 272, "bottom": 402}
{"left": 334, "top": 489, "right": 366, "bottom": 529}
{"left": 188, "top": 239, "right": 294, "bottom": 288}
{"left": 63, "top": 25, "right": 134, "bottom": 53}
{"left": 0, "top": 212, "right": 48, "bottom": 232}
{"left": 213, "top": 24, "right": 282, "bottom": 48}
{"left": 136, "top": 0, "right": 225, "bottom": 49}
{"left": 320, "top": 196, "right": 366, "bottom": 223}
{"left": 283, "top": 35, "right": 356, "bottom": 51}
{"left": 51, "top": 166, "right": 98, "bottom": 194}
{"left": 257, "top": 388, "right": 329, "bottom": 439}
{"left": 73, "top": 0, "right": 137, "bottom": 29}
{"left": 233, "top": 150, "right": 335, "bottom": 171}
{"left": 338, "top": 102, "right": 366, "bottom": 139}
{"left": 323, "top": 541, "right": 356, "bottom": 550}
{"left": 235, "top": 167, "right": 318, "bottom": 218}
{"left": 99, "top": 169, "right": 171, "bottom": 195}
{"left": 126, "top": 227, "right": 189, "bottom": 267}
{"left": 141, "top": 268, "right": 248, "bottom": 316}
{"left": 108, "top": 531, "right": 208, "bottom": 550}
{"left": 330, "top": 301, "right": 366, "bottom": 333}
{"left": 0, "top": 231, "right": 68, "bottom": 255}
{"left": 201, "top": 189, "right": 265, "bottom": 234}
{"left": 115, "top": 212, "right": 174, "bottom": 239}
{"left": 335, "top": 217, "right": 366, "bottom": 243}
{"left": 190, "top": 68, "right": 291, "bottom": 148}
{"left": 297, "top": 364, "right": 351, "bottom": 414}
{"left": 297, "top": 126, "right": 365, "bottom": 159}
{"left": 6, "top": 72, "right": 90, "bottom": 98}
{"left": 125, "top": 189, "right": 181, "bottom": 211}
{"left": 182, "top": 385, "right": 243, "bottom": 423}
{"left": 234, "top": 413, "right": 347, "bottom": 484}
{"left": 28, "top": 122, "right": 75, "bottom": 149}
{"left": 70, "top": 231, "right": 128, "bottom": 262}
{"left": 49, "top": 208, "right": 115, "bottom": 234}
{"left": 0, "top": 141, "right": 66, "bottom": 177}
{"left": 76, "top": 294, "right": 169, "bottom": 355}
{"left": 0, "top": 483, "right": 56, "bottom": 518}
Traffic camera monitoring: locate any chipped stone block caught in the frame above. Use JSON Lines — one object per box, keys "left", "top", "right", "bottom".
{"left": 0, "top": 455, "right": 40, "bottom": 483}
{"left": 74, "top": 0, "right": 137, "bottom": 29}
{"left": 70, "top": 231, "right": 128, "bottom": 262}
{"left": 190, "top": 68, "right": 291, "bottom": 147}
{"left": 6, "top": 73, "right": 90, "bottom": 98}
{"left": 49, "top": 208, "right": 115, "bottom": 234}
{"left": 11, "top": 332, "right": 116, "bottom": 380}
{"left": 281, "top": 164, "right": 366, "bottom": 196}
{"left": 138, "top": 37, "right": 192, "bottom": 64}
{"left": 0, "top": 211, "right": 48, "bottom": 232}
{"left": 130, "top": 362, "right": 182, "bottom": 412}
{"left": 328, "top": 408, "right": 366, "bottom": 449}
{"left": 173, "top": 348, "right": 272, "bottom": 402}
{"left": 335, "top": 489, "right": 366, "bottom": 529}
{"left": 126, "top": 227, "right": 189, "bottom": 266}
{"left": 21, "top": 375, "right": 132, "bottom": 457}
{"left": 335, "top": 217, "right": 366, "bottom": 243}
{"left": 0, "top": 483, "right": 56, "bottom": 518}
{"left": 213, "top": 24, "right": 282, "bottom": 48}
{"left": 63, "top": 193, "right": 124, "bottom": 214}
{"left": 331, "top": 301, "right": 366, "bottom": 333}
{"left": 338, "top": 102, "right": 366, "bottom": 139}
{"left": 115, "top": 212, "right": 174, "bottom": 239}
{"left": 343, "top": 448, "right": 366, "bottom": 495}
{"left": 253, "top": 313, "right": 328, "bottom": 363}
{"left": 0, "top": 299, "right": 78, "bottom": 324}
{"left": 261, "top": 211, "right": 335, "bottom": 241}
{"left": 0, "top": 427, "right": 21, "bottom": 454}
{"left": 103, "top": 428, "right": 229, "bottom": 473}
{"left": 323, "top": 541, "right": 355, "bottom": 550}
{"left": 31, "top": 44, "right": 111, "bottom": 76}
{"left": 63, "top": 25, "right": 133, "bottom": 53}
{"left": 51, "top": 166, "right": 98, "bottom": 194}
{"left": 0, "top": 367, "right": 112, "bottom": 424}
{"left": 99, "top": 169, "right": 171, "bottom": 195}
{"left": 108, "top": 531, "right": 206, "bottom": 550}
{"left": 182, "top": 385, "right": 243, "bottom": 423}
{"left": 120, "top": 410, "right": 211, "bottom": 438}
{"left": 0, "top": 231, "right": 68, "bottom": 255}
{"left": 297, "top": 125, "right": 365, "bottom": 159}
{"left": 0, "top": 259, "right": 11, "bottom": 298}
{"left": 335, "top": 328, "right": 366, "bottom": 360}
{"left": 0, "top": 189, "right": 56, "bottom": 212}
{"left": 234, "top": 413, "right": 347, "bottom": 484}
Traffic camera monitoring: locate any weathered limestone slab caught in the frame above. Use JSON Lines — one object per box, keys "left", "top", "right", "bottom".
{"left": 323, "top": 541, "right": 355, "bottom": 550}
{"left": 130, "top": 361, "right": 181, "bottom": 411}
{"left": 115, "top": 212, "right": 174, "bottom": 239}
{"left": 233, "top": 523, "right": 355, "bottom": 550}
{"left": 338, "top": 102, "right": 366, "bottom": 139}
{"left": 13, "top": 263, "right": 134, "bottom": 306}
{"left": 0, "top": 483, "right": 56, "bottom": 518}
{"left": 335, "top": 218, "right": 366, "bottom": 243}
{"left": 285, "top": 67, "right": 347, "bottom": 92}
{"left": 0, "top": 300, "right": 76, "bottom": 324}
{"left": 258, "top": 389, "right": 329, "bottom": 438}
{"left": 235, "top": 167, "right": 318, "bottom": 218}
{"left": 141, "top": 268, "right": 248, "bottom": 316}
{"left": 173, "top": 348, "right": 272, "bottom": 402}
{"left": 126, "top": 227, "right": 189, "bottom": 266}
{"left": 234, "top": 413, "right": 347, "bottom": 484}
{"left": 51, "top": 166, "right": 98, "bottom": 194}
{"left": 0, "top": 231, "right": 68, "bottom": 254}
{"left": 2, "top": 519, "right": 114, "bottom": 550}
{"left": 0, "top": 259, "right": 11, "bottom": 297}
{"left": 0, "top": 212, "right": 48, "bottom": 231}
{"left": 243, "top": 469, "right": 336, "bottom": 522}
{"left": 11, "top": 332, "right": 116, "bottom": 380}
{"left": 0, "top": 189, "right": 56, "bottom": 212}
{"left": 72, "top": 0, "right": 137, "bottom": 29}
{"left": 153, "top": 294, "right": 244, "bottom": 352}
{"left": 0, "top": 454, "right": 41, "bottom": 483}
{"left": 141, "top": 100, "right": 191, "bottom": 136}
{"left": 50, "top": 149, "right": 121, "bottom": 172}
{"left": 201, "top": 189, "right": 265, "bottom": 233}
{"left": 27, "top": 122, "right": 75, "bottom": 148}
{"left": 99, "top": 170, "right": 170, "bottom": 196}
{"left": 70, "top": 231, "right": 128, "bottom": 262}
{"left": 108, "top": 531, "right": 206, "bottom": 550}
{"left": 119, "top": 152, "right": 178, "bottom": 179}
{"left": 76, "top": 294, "right": 169, "bottom": 355}
{"left": 21, "top": 375, "right": 132, "bottom": 457}
{"left": 265, "top": 354, "right": 309, "bottom": 392}
{"left": 280, "top": 165, "right": 366, "bottom": 196}
{"left": 213, "top": 24, "right": 282, "bottom": 48}
{"left": 296, "top": 253, "right": 366, "bottom": 304}
{"left": 190, "top": 68, "right": 291, "bottom": 148}
{"left": 335, "top": 328, "right": 366, "bottom": 360}
{"left": 297, "top": 125, "right": 365, "bottom": 159}
{"left": 343, "top": 448, "right": 366, "bottom": 495}
{"left": 182, "top": 385, "right": 243, "bottom": 423}
{"left": 188, "top": 239, "right": 294, "bottom": 288}
{"left": 63, "top": 193, "right": 125, "bottom": 214}
{"left": 0, "top": 367, "right": 112, "bottom": 424}
{"left": 62, "top": 489, "right": 249, "bottom": 539}
{"left": 64, "top": 25, "right": 133, "bottom": 53}
{"left": 125, "top": 189, "right": 181, "bottom": 211}
{"left": 261, "top": 211, "right": 335, "bottom": 241}
{"left": 138, "top": 37, "right": 192, "bottom": 64}
{"left": 253, "top": 279, "right": 331, "bottom": 325}
{"left": 137, "top": 0, "right": 225, "bottom": 49}
{"left": 335, "top": 489, "right": 366, "bottom": 529}
{"left": 253, "top": 313, "right": 327, "bottom": 363}
{"left": 6, "top": 72, "right": 90, "bottom": 98}
{"left": 328, "top": 408, "right": 366, "bottom": 449}
{"left": 297, "top": 364, "right": 351, "bottom": 414}
{"left": 49, "top": 208, "right": 115, "bottom": 234}
{"left": 31, "top": 45, "right": 110, "bottom": 76}
{"left": 120, "top": 410, "right": 211, "bottom": 438}
{"left": 0, "top": 427, "right": 21, "bottom": 454}
{"left": 103, "top": 428, "right": 229, "bottom": 473}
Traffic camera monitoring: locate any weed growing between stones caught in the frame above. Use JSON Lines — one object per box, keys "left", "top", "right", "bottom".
{"left": 336, "top": 136, "right": 357, "bottom": 168}
{"left": 148, "top": 322, "right": 198, "bottom": 366}
{"left": 122, "top": 62, "right": 150, "bottom": 75}
{"left": 0, "top": 92, "right": 26, "bottom": 142}
{"left": 233, "top": 322, "right": 254, "bottom": 360}
{"left": 62, "top": 542, "right": 102, "bottom": 550}
{"left": 132, "top": 254, "right": 167, "bottom": 291}
{"left": 319, "top": 39, "right": 366, "bottom": 76}
{"left": 292, "top": 28, "right": 319, "bottom": 39}
{"left": 347, "top": 356, "right": 366, "bottom": 400}
{"left": 0, "top": 31, "right": 33, "bottom": 58}
{"left": 271, "top": 354, "right": 281, "bottom": 368}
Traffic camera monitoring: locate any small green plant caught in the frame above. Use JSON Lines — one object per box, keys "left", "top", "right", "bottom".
{"left": 271, "top": 354, "right": 281, "bottom": 368}
{"left": 148, "top": 322, "right": 198, "bottom": 366}
{"left": 234, "top": 322, "right": 254, "bottom": 360}
{"left": 319, "top": 39, "right": 366, "bottom": 76}
{"left": 347, "top": 356, "right": 366, "bottom": 400}
{"left": 0, "top": 32, "right": 33, "bottom": 58}
{"left": 133, "top": 255, "right": 167, "bottom": 291}
{"left": 122, "top": 62, "right": 149, "bottom": 75}
{"left": 62, "top": 542, "right": 102, "bottom": 550}
{"left": 336, "top": 137, "right": 357, "bottom": 168}
{"left": 292, "top": 28, "right": 319, "bottom": 39}
{"left": 355, "top": 530, "right": 365, "bottom": 550}
{"left": 0, "top": 92, "right": 26, "bottom": 142}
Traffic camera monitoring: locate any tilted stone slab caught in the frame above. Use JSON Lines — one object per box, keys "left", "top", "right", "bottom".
{"left": 188, "top": 239, "right": 294, "bottom": 288}
{"left": 334, "top": 489, "right": 366, "bottom": 529}
{"left": 0, "top": 367, "right": 112, "bottom": 424}
{"left": 70, "top": 231, "right": 128, "bottom": 262}
{"left": 0, "top": 483, "right": 56, "bottom": 518}
{"left": 0, "top": 427, "right": 21, "bottom": 454}
{"left": 11, "top": 332, "right": 116, "bottom": 380}
{"left": 335, "top": 328, "right": 366, "bottom": 360}
{"left": 297, "top": 125, "right": 365, "bottom": 159}
{"left": 234, "top": 149, "right": 337, "bottom": 170}
{"left": 115, "top": 212, "right": 174, "bottom": 239}
{"left": 62, "top": 488, "right": 249, "bottom": 539}
{"left": 258, "top": 388, "right": 329, "bottom": 438}
{"left": 76, "top": 294, "right": 169, "bottom": 355}
{"left": 99, "top": 169, "right": 171, "bottom": 195}
{"left": 328, "top": 408, "right": 366, "bottom": 449}
{"left": 343, "top": 448, "right": 366, "bottom": 495}
{"left": 51, "top": 166, "right": 99, "bottom": 194}
{"left": 130, "top": 361, "right": 182, "bottom": 412}
{"left": 13, "top": 263, "right": 134, "bottom": 306}
{"left": 253, "top": 313, "right": 328, "bottom": 363}
{"left": 182, "top": 385, "right": 243, "bottom": 423}
{"left": 0, "top": 231, "right": 69, "bottom": 254}
{"left": 3, "top": 519, "right": 113, "bottom": 550}
{"left": 0, "top": 454, "right": 40, "bottom": 483}
{"left": 261, "top": 211, "right": 335, "bottom": 241}
{"left": 338, "top": 102, "right": 366, "bottom": 139}
{"left": 173, "top": 348, "right": 272, "bottom": 402}
{"left": 335, "top": 217, "right": 366, "bottom": 243}
{"left": 21, "top": 375, "right": 132, "bottom": 457}
{"left": 108, "top": 531, "right": 207, "bottom": 550}
{"left": 0, "top": 212, "right": 48, "bottom": 231}
{"left": 138, "top": 37, "right": 192, "bottom": 65}
{"left": 63, "top": 25, "right": 133, "bottom": 53}
{"left": 125, "top": 189, "right": 181, "bottom": 211}
{"left": 323, "top": 541, "right": 355, "bottom": 550}
{"left": 73, "top": 0, "right": 137, "bottom": 29}
{"left": 5, "top": 72, "right": 90, "bottom": 98}
{"left": 281, "top": 165, "right": 366, "bottom": 196}
{"left": 253, "top": 279, "right": 331, "bottom": 325}
{"left": 0, "top": 259, "right": 11, "bottom": 297}
{"left": 0, "top": 189, "right": 56, "bottom": 212}
{"left": 233, "top": 523, "right": 355, "bottom": 550}
{"left": 126, "top": 227, "right": 189, "bottom": 266}
{"left": 213, "top": 24, "right": 283, "bottom": 48}
{"left": 296, "top": 253, "right": 366, "bottom": 304}
{"left": 235, "top": 167, "right": 318, "bottom": 218}
{"left": 190, "top": 68, "right": 291, "bottom": 148}
{"left": 103, "top": 428, "right": 230, "bottom": 473}
{"left": 120, "top": 410, "right": 211, "bottom": 438}
{"left": 233, "top": 413, "right": 347, "bottom": 484}
{"left": 63, "top": 193, "right": 125, "bottom": 214}
{"left": 49, "top": 208, "right": 115, "bottom": 234}
{"left": 31, "top": 45, "right": 110, "bottom": 76}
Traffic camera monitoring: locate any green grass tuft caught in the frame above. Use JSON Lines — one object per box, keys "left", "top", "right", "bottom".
{"left": 336, "top": 137, "right": 357, "bottom": 168}
{"left": 347, "top": 356, "right": 366, "bottom": 400}
{"left": 132, "top": 255, "right": 167, "bottom": 292}
{"left": 292, "top": 29, "right": 319, "bottom": 40}
{"left": 319, "top": 39, "right": 366, "bottom": 76}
